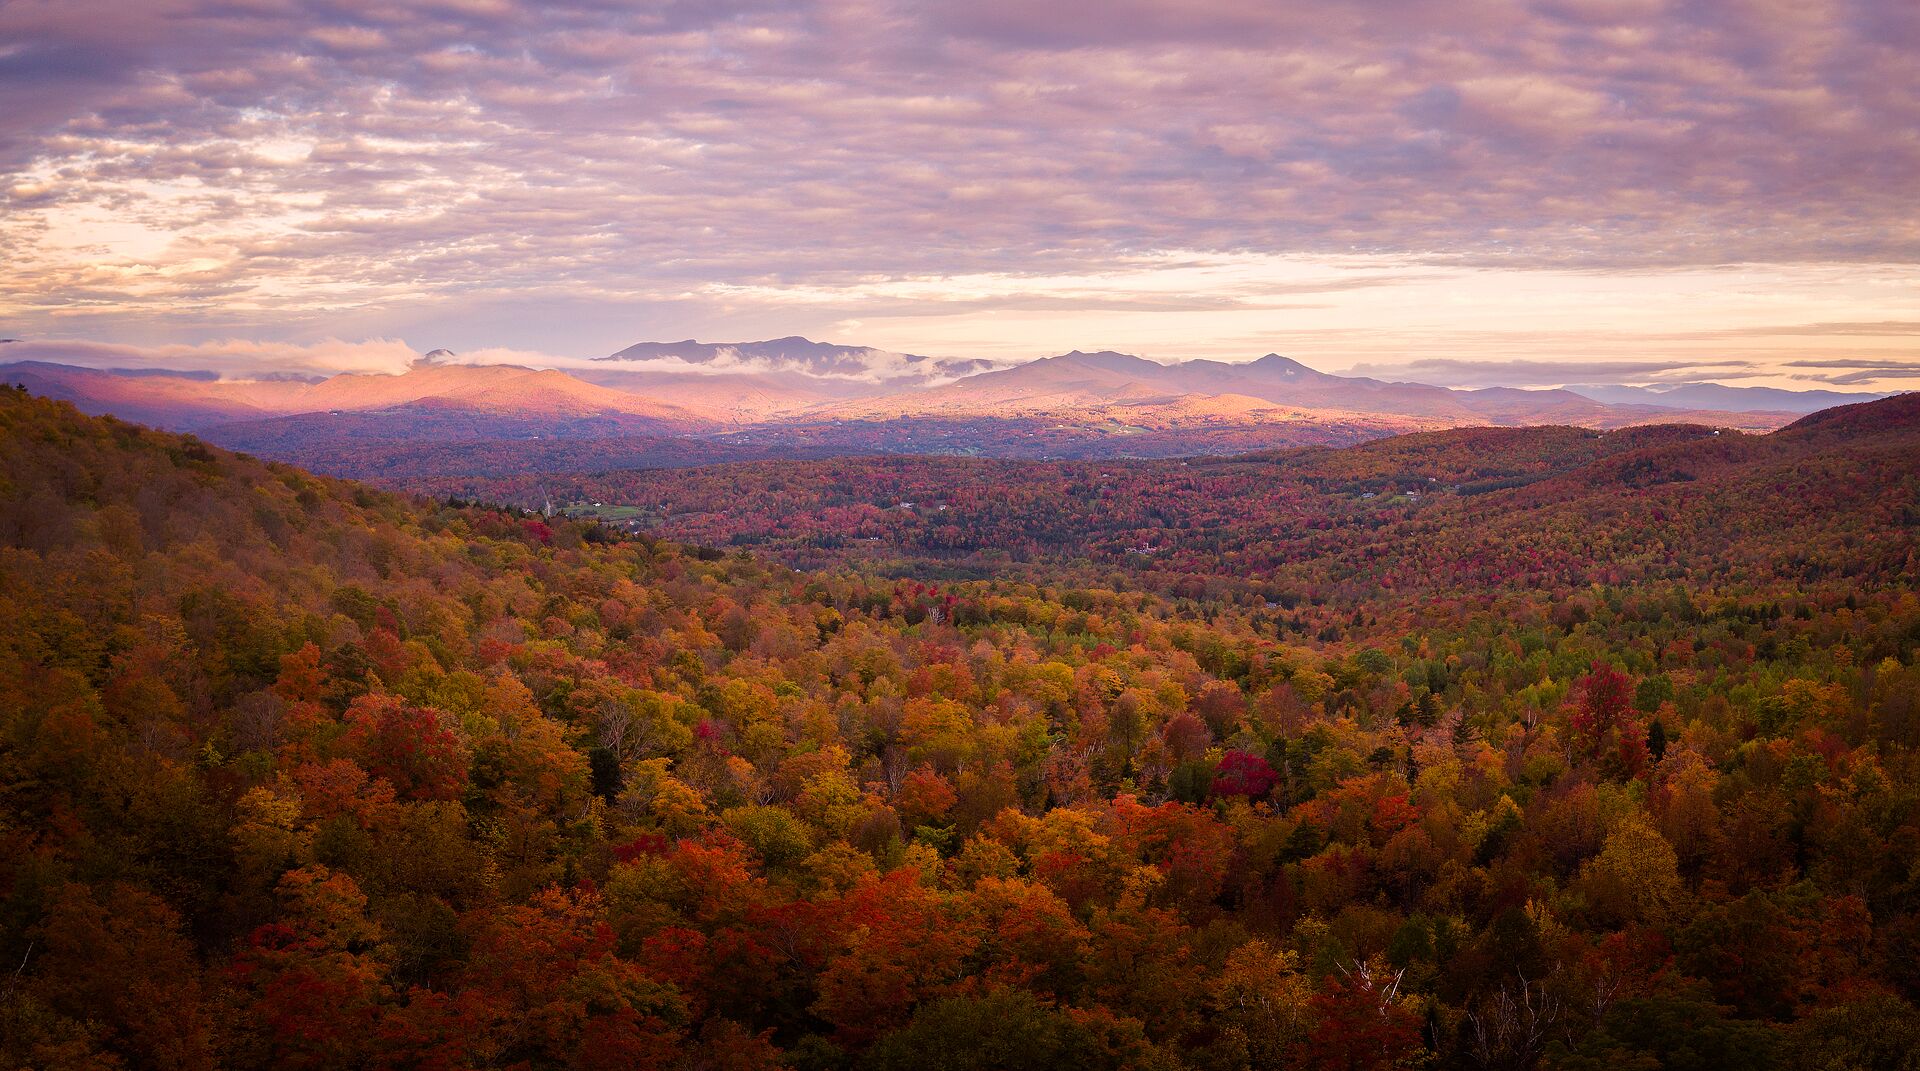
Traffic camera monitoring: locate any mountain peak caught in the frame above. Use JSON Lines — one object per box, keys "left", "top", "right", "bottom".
{"left": 1054, "top": 350, "right": 1161, "bottom": 373}
{"left": 1249, "top": 353, "right": 1319, "bottom": 377}
{"left": 1780, "top": 390, "right": 1920, "bottom": 438}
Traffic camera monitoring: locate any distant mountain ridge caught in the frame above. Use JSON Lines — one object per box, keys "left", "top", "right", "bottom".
{"left": 2, "top": 337, "right": 1890, "bottom": 480}
{"left": 0, "top": 358, "right": 706, "bottom": 437}
{"left": 811, "top": 347, "right": 1801, "bottom": 430}
{"left": 1567, "top": 382, "right": 1892, "bottom": 414}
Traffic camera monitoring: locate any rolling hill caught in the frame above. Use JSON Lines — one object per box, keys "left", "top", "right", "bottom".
{"left": 442, "top": 393, "right": 1920, "bottom": 605}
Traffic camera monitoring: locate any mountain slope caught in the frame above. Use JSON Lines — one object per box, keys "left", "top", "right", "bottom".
{"left": 290, "top": 364, "right": 704, "bottom": 424}
{"left": 488, "top": 394, "right": 1920, "bottom": 599}
{"left": 570, "top": 368, "right": 848, "bottom": 422}
{"left": 1, "top": 360, "right": 709, "bottom": 433}
{"left": 0, "top": 360, "right": 307, "bottom": 428}
{"left": 824, "top": 350, "right": 1798, "bottom": 430}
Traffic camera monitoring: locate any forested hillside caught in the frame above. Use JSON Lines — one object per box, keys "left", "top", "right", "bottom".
{"left": 429, "top": 400, "right": 1920, "bottom": 617}
{"left": 4, "top": 385, "right": 1920, "bottom": 1070}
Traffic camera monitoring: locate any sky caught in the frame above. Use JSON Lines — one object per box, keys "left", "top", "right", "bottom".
{"left": 0, "top": 0, "right": 1916, "bottom": 389}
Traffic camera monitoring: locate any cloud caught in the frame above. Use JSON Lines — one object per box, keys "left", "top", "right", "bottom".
{"left": 0, "top": 0, "right": 1911, "bottom": 368}
{"left": 1806, "top": 369, "right": 1919, "bottom": 386}
{"left": 0, "top": 338, "right": 423, "bottom": 378}
{"left": 0, "top": 335, "right": 998, "bottom": 388}
{"left": 462, "top": 343, "right": 991, "bottom": 386}
{"left": 1783, "top": 357, "right": 1920, "bottom": 385}
{"left": 1342, "top": 356, "right": 1760, "bottom": 389}
{"left": 1707, "top": 321, "right": 1920, "bottom": 338}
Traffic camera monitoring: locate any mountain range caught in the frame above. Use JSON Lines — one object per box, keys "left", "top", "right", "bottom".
{"left": 1, "top": 337, "right": 1892, "bottom": 480}
{"left": 1562, "top": 382, "right": 1888, "bottom": 414}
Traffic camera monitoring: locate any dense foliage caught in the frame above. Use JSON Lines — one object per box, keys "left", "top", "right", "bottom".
{"left": 4, "top": 386, "right": 1920, "bottom": 1070}
{"left": 428, "top": 404, "right": 1918, "bottom": 616}
{"left": 201, "top": 411, "right": 1406, "bottom": 483}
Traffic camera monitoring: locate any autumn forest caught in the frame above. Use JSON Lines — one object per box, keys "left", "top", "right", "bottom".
{"left": 3, "top": 381, "right": 1919, "bottom": 1070}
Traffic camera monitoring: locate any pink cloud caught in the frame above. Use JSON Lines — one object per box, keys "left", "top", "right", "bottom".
{"left": 0, "top": 0, "right": 1910, "bottom": 362}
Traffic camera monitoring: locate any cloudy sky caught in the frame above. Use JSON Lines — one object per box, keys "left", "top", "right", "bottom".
{"left": 1, "top": 0, "right": 1915, "bottom": 387}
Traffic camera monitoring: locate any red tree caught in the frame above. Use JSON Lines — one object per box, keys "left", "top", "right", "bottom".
{"left": 340, "top": 695, "right": 469, "bottom": 801}
{"left": 1212, "top": 749, "right": 1279, "bottom": 799}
